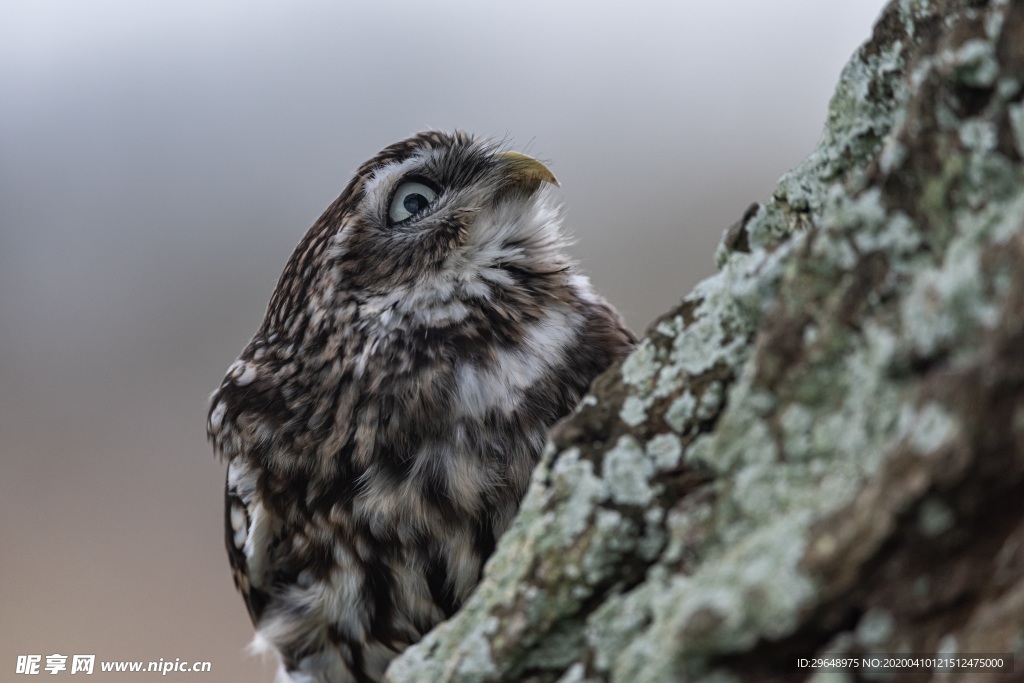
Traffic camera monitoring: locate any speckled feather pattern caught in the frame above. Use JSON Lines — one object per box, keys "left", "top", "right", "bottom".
{"left": 208, "top": 131, "right": 634, "bottom": 683}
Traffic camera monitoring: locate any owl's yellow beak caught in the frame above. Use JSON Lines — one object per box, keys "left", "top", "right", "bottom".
{"left": 495, "top": 151, "right": 559, "bottom": 189}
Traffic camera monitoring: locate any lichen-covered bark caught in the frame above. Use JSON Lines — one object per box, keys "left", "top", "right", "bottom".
{"left": 386, "top": 1, "right": 1024, "bottom": 681}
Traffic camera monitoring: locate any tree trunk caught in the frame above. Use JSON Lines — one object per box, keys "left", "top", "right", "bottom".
{"left": 387, "top": 1, "right": 1024, "bottom": 680}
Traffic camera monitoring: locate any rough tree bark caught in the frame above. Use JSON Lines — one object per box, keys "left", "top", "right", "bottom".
{"left": 387, "top": 1, "right": 1024, "bottom": 680}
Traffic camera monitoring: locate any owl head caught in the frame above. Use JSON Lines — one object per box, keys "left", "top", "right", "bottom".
{"left": 263, "top": 131, "right": 568, "bottom": 336}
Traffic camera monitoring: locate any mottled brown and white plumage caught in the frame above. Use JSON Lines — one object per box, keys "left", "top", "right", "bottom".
{"left": 207, "top": 131, "right": 634, "bottom": 683}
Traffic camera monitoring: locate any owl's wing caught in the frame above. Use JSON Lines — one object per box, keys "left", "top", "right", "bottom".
{"left": 224, "top": 458, "right": 279, "bottom": 625}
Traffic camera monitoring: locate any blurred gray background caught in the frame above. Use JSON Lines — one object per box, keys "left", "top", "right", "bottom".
{"left": 1, "top": 1, "right": 884, "bottom": 680}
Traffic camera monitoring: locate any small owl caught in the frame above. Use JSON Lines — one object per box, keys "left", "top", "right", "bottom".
{"left": 208, "top": 131, "right": 635, "bottom": 683}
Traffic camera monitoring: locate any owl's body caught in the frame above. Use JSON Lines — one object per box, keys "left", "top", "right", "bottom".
{"left": 208, "top": 131, "right": 634, "bottom": 682}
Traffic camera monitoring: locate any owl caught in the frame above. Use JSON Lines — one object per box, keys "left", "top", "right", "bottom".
{"left": 207, "top": 131, "right": 635, "bottom": 682}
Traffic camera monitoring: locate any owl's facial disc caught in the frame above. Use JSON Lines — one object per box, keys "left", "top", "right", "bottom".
{"left": 375, "top": 150, "right": 555, "bottom": 232}
{"left": 332, "top": 137, "right": 568, "bottom": 297}
{"left": 386, "top": 151, "right": 554, "bottom": 216}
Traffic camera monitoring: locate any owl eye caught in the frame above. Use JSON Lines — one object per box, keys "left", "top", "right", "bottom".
{"left": 388, "top": 179, "right": 440, "bottom": 224}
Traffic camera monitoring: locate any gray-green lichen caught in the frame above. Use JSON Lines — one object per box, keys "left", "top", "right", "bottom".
{"left": 387, "top": 1, "right": 1024, "bottom": 680}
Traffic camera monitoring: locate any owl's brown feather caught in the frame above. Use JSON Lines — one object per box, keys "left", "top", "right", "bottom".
{"left": 208, "top": 131, "right": 634, "bottom": 682}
